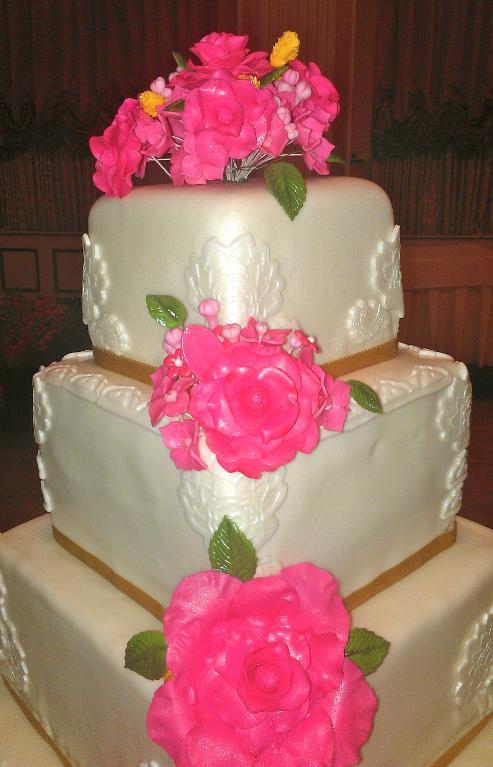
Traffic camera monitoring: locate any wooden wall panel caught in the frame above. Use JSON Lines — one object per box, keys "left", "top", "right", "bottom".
{"left": 0, "top": 233, "right": 82, "bottom": 297}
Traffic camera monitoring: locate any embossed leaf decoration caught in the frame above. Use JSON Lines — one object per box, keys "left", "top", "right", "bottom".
{"left": 259, "top": 65, "right": 289, "bottom": 87}
{"left": 172, "top": 51, "right": 188, "bottom": 70}
{"left": 209, "top": 515, "right": 257, "bottom": 582}
{"left": 327, "top": 152, "right": 345, "bottom": 165}
{"left": 347, "top": 380, "right": 383, "bottom": 414}
{"left": 125, "top": 630, "right": 167, "bottom": 680}
{"left": 146, "top": 295, "right": 187, "bottom": 328}
{"left": 345, "top": 628, "right": 390, "bottom": 676}
{"left": 264, "top": 162, "right": 306, "bottom": 220}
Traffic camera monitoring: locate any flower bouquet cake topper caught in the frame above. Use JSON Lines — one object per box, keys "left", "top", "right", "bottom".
{"left": 147, "top": 296, "right": 382, "bottom": 479}
{"left": 90, "top": 31, "right": 342, "bottom": 218}
{"left": 126, "top": 515, "right": 390, "bottom": 767}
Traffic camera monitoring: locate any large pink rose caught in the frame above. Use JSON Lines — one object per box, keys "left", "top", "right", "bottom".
{"left": 181, "top": 326, "right": 323, "bottom": 477}
{"left": 190, "top": 32, "right": 270, "bottom": 78}
{"left": 147, "top": 564, "right": 377, "bottom": 767}
{"left": 90, "top": 98, "right": 172, "bottom": 196}
{"left": 183, "top": 75, "right": 275, "bottom": 160}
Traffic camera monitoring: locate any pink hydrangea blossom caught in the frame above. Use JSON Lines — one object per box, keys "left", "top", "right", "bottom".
{"left": 159, "top": 419, "right": 206, "bottom": 470}
{"left": 147, "top": 563, "right": 377, "bottom": 767}
{"left": 149, "top": 368, "right": 194, "bottom": 425}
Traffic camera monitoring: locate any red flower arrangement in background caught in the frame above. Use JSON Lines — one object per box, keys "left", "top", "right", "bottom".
{"left": 0, "top": 291, "right": 76, "bottom": 367}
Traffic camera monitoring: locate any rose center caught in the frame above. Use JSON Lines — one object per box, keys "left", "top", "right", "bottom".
{"left": 253, "top": 663, "right": 281, "bottom": 693}
{"left": 217, "top": 108, "right": 234, "bottom": 124}
{"left": 242, "top": 385, "right": 269, "bottom": 416}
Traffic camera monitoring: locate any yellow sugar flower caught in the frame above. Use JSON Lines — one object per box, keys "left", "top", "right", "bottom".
{"left": 238, "top": 73, "right": 261, "bottom": 88}
{"left": 139, "top": 90, "right": 166, "bottom": 118}
{"left": 270, "top": 31, "right": 300, "bottom": 68}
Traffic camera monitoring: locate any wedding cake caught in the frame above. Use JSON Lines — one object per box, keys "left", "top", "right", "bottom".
{"left": 1, "top": 31, "right": 492, "bottom": 767}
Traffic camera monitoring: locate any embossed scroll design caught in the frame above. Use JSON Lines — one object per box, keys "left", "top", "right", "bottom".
{"left": 455, "top": 605, "right": 493, "bottom": 718}
{"left": 186, "top": 233, "right": 285, "bottom": 325}
{"left": 82, "top": 233, "right": 130, "bottom": 355}
{"left": 0, "top": 573, "right": 30, "bottom": 696}
{"left": 436, "top": 369, "right": 472, "bottom": 521}
{"left": 179, "top": 461, "right": 287, "bottom": 572}
{"left": 347, "top": 225, "right": 403, "bottom": 345}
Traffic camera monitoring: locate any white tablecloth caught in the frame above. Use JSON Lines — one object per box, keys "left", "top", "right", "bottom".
{"left": 1, "top": 677, "right": 492, "bottom": 767}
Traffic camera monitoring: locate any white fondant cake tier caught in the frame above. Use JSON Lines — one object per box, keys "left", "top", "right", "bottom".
{"left": 34, "top": 344, "right": 470, "bottom": 609}
{"left": 84, "top": 177, "right": 402, "bottom": 366}
{"left": 1, "top": 516, "right": 493, "bottom": 767}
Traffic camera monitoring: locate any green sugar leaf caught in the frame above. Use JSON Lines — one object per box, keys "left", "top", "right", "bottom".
{"left": 125, "top": 630, "right": 167, "bottom": 680}
{"left": 209, "top": 515, "right": 257, "bottom": 582}
{"left": 259, "top": 65, "right": 289, "bottom": 87}
{"left": 146, "top": 295, "right": 187, "bottom": 328}
{"left": 345, "top": 627, "right": 390, "bottom": 676}
{"left": 264, "top": 162, "right": 306, "bottom": 220}
{"left": 327, "top": 152, "right": 345, "bottom": 165}
{"left": 347, "top": 379, "right": 383, "bottom": 414}
{"left": 164, "top": 99, "right": 185, "bottom": 112}
{"left": 172, "top": 51, "right": 188, "bottom": 70}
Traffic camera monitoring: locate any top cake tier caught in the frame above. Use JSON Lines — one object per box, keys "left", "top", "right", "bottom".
{"left": 84, "top": 176, "right": 402, "bottom": 369}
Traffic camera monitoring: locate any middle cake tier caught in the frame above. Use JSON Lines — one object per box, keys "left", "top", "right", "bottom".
{"left": 34, "top": 342, "right": 470, "bottom": 612}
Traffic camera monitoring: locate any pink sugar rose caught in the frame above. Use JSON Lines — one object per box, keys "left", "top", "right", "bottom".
{"left": 190, "top": 32, "right": 270, "bottom": 78}
{"left": 159, "top": 419, "right": 206, "bottom": 471}
{"left": 147, "top": 564, "right": 377, "bottom": 767}
{"left": 90, "top": 98, "right": 172, "bottom": 197}
{"left": 183, "top": 75, "right": 274, "bottom": 161}
{"left": 90, "top": 99, "right": 144, "bottom": 197}
{"left": 181, "top": 325, "right": 322, "bottom": 478}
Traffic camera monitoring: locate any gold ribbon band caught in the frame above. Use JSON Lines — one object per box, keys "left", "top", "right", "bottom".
{"left": 53, "top": 523, "right": 456, "bottom": 621}
{"left": 321, "top": 337, "right": 398, "bottom": 378}
{"left": 93, "top": 337, "right": 398, "bottom": 386}
{"left": 93, "top": 346, "right": 157, "bottom": 384}
{"left": 52, "top": 527, "right": 164, "bottom": 620}
{"left": 3, "top": 676, "right": 73, "bottom": 767}
{"left": 5, "top": 661, "right": 493, "bottom": 767}
{"left": 344, "top": 523, "right": 457, "bottom": 611}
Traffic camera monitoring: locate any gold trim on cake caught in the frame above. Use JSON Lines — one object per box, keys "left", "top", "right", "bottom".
{"left": 431, "top": 709, "right": 493, "bottom": 766}
{"left": 52, "top": 527, "right": 164, "bottom": 621}
{"left": 92, "top": 337, "right": 398, "bottom": 385}
{"left": 344, "top": 523, "right": 457, "bottom": 611}
{"left": 92, "top": 346, "right": 157, "bottom": 384}
{"left": 2, "top": 676, "right": 74, "bottom": 767}
{"left": 321, "top": 337, "right": 398, "bottom": 378}
{"left": 52, "top": 523, "right": 456, "bottom": 621}
{"left": 4, "top": 668, "right": 493, "bottom": 766}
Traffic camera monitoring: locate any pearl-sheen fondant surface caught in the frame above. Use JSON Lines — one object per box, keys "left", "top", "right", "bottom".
{"left": 1, "top": 516, "right": 493, "bottom": 767}
{"left": 86, "top": 177, "right": 401, "bottom": 366}
{"left": 34, "top": 345, "right": 469, "bottom": 607}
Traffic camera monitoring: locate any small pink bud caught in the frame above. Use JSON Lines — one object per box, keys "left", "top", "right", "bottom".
{"left": 221, "top": 324, "right": 241, "bottom": 342}
{"left": 283, "top": 69, "right": 299, "bottom": 86}
{"left": 255, "top": 322, "right": 268, "bottom": 339}
{"left": 276, "top": 81, "right": 293, "bottom": 94}
{"left": 150, "top": 76, "right": 167, "bottom": 96}
{"left": 277, "top": 106, "right": 291, "bottom": 125}
{"left": 163, "top": 327, "right": 183, "bottom": 355}
{"left": 199, "top": 298, "right": 220, "bottom": 329}
{"left": 295, "top": 81, "right": 312, "bottom": 103}
{"left": 286, "top": 123, "right": 298, "bottom": 140}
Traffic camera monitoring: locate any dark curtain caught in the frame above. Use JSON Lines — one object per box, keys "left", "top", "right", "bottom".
{"left": 0, "top": 0, "right": 237, "bottom": 231}
{"left": 370, "top": 0, "right": 493, "bottom": 235}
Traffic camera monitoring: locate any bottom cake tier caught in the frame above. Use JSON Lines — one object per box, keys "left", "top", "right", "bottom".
{"left": 1, "top": 516, "right": 493, "bottom": 767}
